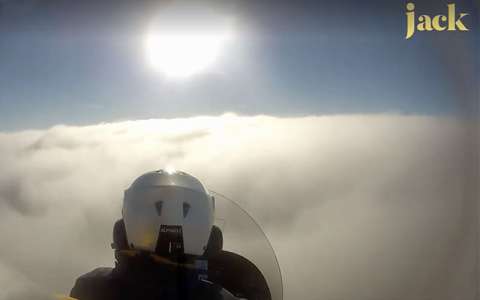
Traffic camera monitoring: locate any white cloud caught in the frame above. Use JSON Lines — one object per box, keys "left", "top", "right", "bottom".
{"left": 0, "top": 114, "right": 476, "bottom": 300}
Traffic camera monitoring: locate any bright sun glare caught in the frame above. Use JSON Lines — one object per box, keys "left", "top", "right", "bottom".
{"left": 145, "top": 29, "right": 232, "bottom": 79}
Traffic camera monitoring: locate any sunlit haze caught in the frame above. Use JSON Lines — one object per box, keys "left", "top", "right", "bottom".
{"left": 0, "top": 115, "right": 476, "bottom": 300}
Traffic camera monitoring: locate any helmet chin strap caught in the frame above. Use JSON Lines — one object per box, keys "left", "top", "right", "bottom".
{"left": 116, "top": 249, "right": 198, "bottom": 269}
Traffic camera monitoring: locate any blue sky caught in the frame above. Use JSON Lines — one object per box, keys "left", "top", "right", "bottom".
{"left": 0, "top": 0, "right": 477, "bottom": 131}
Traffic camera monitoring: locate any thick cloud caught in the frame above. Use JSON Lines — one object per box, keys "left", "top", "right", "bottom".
{"left": 0, "top": 114, "right": 477, "bottom": 300}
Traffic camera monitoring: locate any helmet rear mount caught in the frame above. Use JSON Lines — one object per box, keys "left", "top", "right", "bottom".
{"left": 112, "top": 218, "right": 223, "bottom": 259}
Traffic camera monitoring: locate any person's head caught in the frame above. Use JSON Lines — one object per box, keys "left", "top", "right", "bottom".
{"left": 114, "top": 170, "right": 222, "bottom": 261}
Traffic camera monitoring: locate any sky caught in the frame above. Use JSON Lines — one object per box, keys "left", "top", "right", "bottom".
{"left": 0, "top": 0, "right": 478, "bottom": 131}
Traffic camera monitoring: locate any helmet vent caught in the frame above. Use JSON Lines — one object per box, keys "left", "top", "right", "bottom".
{"left": 183, "top": 202, "right": 191, "bottom": 218}
{"left": 155, "top": 201, "right": 163, "bottom": 216}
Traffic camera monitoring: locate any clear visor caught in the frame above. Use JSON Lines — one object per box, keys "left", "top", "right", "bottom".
{"left": 211, "top": 191, "right": 283, "bottom": 300}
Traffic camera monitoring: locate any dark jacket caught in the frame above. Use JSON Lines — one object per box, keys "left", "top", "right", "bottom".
{"left": 71, "top": 250, "right": 271, "bottom": 300}
{"left": 70, "top": 253, "right": 237, "bottom": 300}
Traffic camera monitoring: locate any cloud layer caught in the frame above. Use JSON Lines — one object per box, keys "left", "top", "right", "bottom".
{"left": 0, "top": 114, "right": 477, "bottom": 300}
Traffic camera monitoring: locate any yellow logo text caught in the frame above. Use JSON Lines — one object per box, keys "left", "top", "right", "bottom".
{"left": 405, "top": 3, "right": 469, "bottom": 39}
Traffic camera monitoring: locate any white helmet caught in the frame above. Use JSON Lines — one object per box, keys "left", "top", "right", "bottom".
{"left": 122, "top": 170, "right": 214, "bottom": 257}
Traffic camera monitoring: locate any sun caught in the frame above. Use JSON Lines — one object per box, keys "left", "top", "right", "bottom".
{"left": 145, "top": 29, "right": 231, "bottom": 79}
{"left": 144, "top": 3, "right": 234, "bottom": 79}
